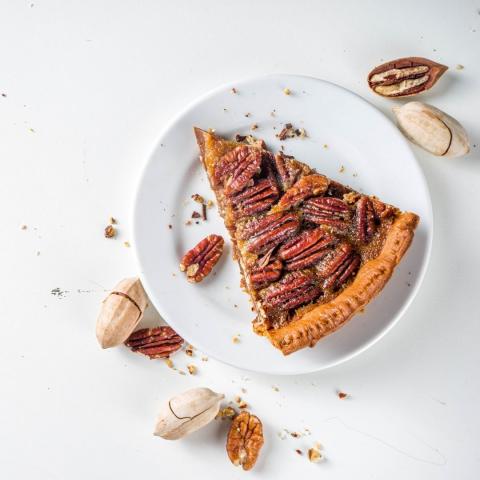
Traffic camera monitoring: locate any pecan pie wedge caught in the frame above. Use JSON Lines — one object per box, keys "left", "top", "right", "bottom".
{"left": 194, "top": 128, "right": 419, "bottom": 355}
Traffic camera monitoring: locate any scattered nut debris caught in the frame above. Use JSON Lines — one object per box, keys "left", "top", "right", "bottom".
{"left": 244, "top": 112, "right": 251, "bottom": 117}
{"left": 232, "top": 335, "right": 240, "bottom": 344}
{"left": 108, "top": 217, "right": 117, "bottom": 224}
{"left": 191, "top": 211, "right": 201, "bottom": 219}
{"left": 339, "top": 165, "right": 345, "bottom": 173}
{"left": 192, "top": 193, "right": 205, "bottom": 204}
{"left": 323, "top": 144, "right": 328, "bottom": 149}
{"left": 283, "top": 88, "right": 291, "bottom": 95}
{"left": 104, "top": 225, "right": 116, "bottom": 238}
{"left": 337, "top": 391, "right": 348, "bottom": 399}
{"left": 202, "top": 203, "right": 207, "bottom": 221}
{"left": 278, "top": 430, "right": 288, "bottom": 440}
{"left": 1, "top": 93, "right": 6, "bottom": 98}
{"left": 185, "top": 345, "right": 194, "bottom": 356}
{"left": 456, "top": 64, "right": 464, "bottom": 70}
{"left": 201, "top": 356, "right": 209, "bottom": 362}
{"left": 168, "top": 224, "right": 173, "bottom": 229}
{"left": 187, "top": 364, "right": 197, "bottom": 375}
{"left": 270, "top": 109, "right": 276, "bottom": 117}
{"left": 217, "top": 406, "right": 236, "bottom": 419}
{"left": 308, "top": 446, "right": 323, "bottom": 463}
{"left": 276, "top": 123, "right": 307, "bottom": 141}
{"left": 241, "top": 388, "right": 247, "bottom": 394}
{"left": 123, "top": 241, "right": 131, "bottom": 248}
{"left": 295, "top": 449, "right": 303, "bottom": 455}
{"left": 272, "top": 385, "right": 280, "bottom": 392}
{"left": 164, "top": 358, "right": 174, "bottom": 368}
{"left": 206, "top": 200, "right": 214, "bottom": 208}
{"left": 291, "top": 432, "right": 301, "bottom": 438}
{"left": 238, "top": 401, "right": 248, "bottom": 409}
{"left": 231, "top": 87, "right": 237, "bottom": 94}
{"left": 185, "top": 220, "right": 192, "bottom": 226}
{"left": 21, "top": 224, "right": 28, "bottom": 230}
{"left": 250, "top": 123, "right": 258, "bottom": 131}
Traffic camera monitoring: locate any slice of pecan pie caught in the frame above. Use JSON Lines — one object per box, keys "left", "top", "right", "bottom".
{"left": 194, "top": 128, "right": 419, "bottom": 355}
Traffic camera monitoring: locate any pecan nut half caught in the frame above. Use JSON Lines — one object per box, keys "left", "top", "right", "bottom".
{"left": 302, "top": 197, "right": 351, "bottom": 230}
{"left": 230, "top": 177, "right": 279, "bottom": 217}
{"left": 179, "top": 234, "right": 224, "bottom": 282}
{"left": 239, "top": 212, "right": 300, "bottom": 255}
{"left": 263, "top": 271, "right": 321, "bottom": 311}
{"left": 278, "top": 228, "right": 337, "bottom": 271}
{"left": 277, "top": 174, "right": 329, "bottom": 210}
{"left": 226, "top": 411, "right": 264, "bottom": 471}
{"left": 214, "top": 146, "right": 262, "bottom": 195}
{"left": 125, "top": 326, "right": 184, "bottom": 359}
{"left": 355, "top": 196, "right": 377, "bottom": 244}
{"left": 273, "top": 152, "right": 306, "bottom": 190}
{"left": 319, "top": 243, "right": 360, "bottom": 289}
{"left": 249, "top": 258, "right": 283, "bottom": 289}
{"left": 368, "top": 57, "right": 448, "bottom": 97}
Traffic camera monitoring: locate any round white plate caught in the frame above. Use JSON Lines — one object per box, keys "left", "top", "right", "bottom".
{"left": 133, "top": 74, "right": 432, "bottom": 375}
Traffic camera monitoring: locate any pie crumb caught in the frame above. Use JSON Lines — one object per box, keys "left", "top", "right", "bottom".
{"left": 201, "top": 356, "right": 209, "bottom": 362}
{"left": 104, "top": 225, "right": 116, "bottom": 238}
{"left": 295, "top": 449, "right": 303, "bottom": 455}
{"left": 187, "top": 364, "right": 197, "bottom": 375}
{"left": 232, "top": 335, "right": 240, "bottom": 344}
{"left": 308, "top": 447, "right": 323, "bottom": 463}
{"left": 283, "top": 88, "right": 291, "bottom": 95}
{"left": 108, "top": 216, "right": 117, "bottom": 225}
{"left": 21, "top": 224, "right": 28, "bottom": 230}
{"left": 231, "top": 87, "right": 237, "bottom": 94}
{"left": 185, "top": 345, "right": 194, "bottom": 356}
{"left": 164, "top": 358, "right": 174, "bottom": 369}
{"left": 456, "top": 64, "right": 464, "bottom": 70}
{"left": 250, "top": 123, "right": 258, "bottom": 131}
{"left": 339, "top": 165, "right": 345, "bottom": 173}
{"left": 123, "top": 241, "right": 131, "bottom": 248}
{"left": 337, "top": 391, "right": 348, "bottom": 399}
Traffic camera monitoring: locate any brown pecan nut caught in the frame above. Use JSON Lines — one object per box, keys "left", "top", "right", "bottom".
{"left": 368, "top": 57, "right": 448, "bottom": 97}
{"left": 263, "top": 271, "right": 321, "bottom": 311}
{"left": 214, "top": 146, "right": 262, "bottom": 195}
{"left": 249, "top": 258, "right": 283, "bottom": 289}
{"left": 278, "top": 228, "right": 337, "bottom": 271}
{"left": 179, "top": 234, "right": 224, "bottom": 282}
{"left": 230, "top": 177, "right": 279, "bottom": 217}
{"left": 355, "top": 196, "right": 377, "bottom": 244}
{"left": 302, "top": 197, "right": 351, "bottom": 230}
{"left": 239, "top": 212, "right": 300, "bottom": 255}
{"left": 273, "top": 152, "right": 305, "bottom": 190}
{"left": 319, "top": 243, "right": 360, "bottom": 289}
{"left": 277, "top": 174, "right": 329, "bottom": 210}
{"left": 125, "top": 326, "right": 184, "bottom": 359}
{"left": 226, "top": 411, "right": 264, "bottom": 471}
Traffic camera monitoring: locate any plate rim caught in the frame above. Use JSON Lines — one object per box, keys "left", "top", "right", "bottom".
{"left": 132, "top": 73, "right": 433, "bottom": 375}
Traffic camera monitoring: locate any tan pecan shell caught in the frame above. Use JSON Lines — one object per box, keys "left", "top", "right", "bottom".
{"left": 277, "top": 174, "right": 329, "bottom": 210}
{"left": 179, "top": 234, "right": 224, "bottom": 282}
{"left": 302, "top": 197, "right": 350, "bottom": 230}
{"left": 319, "top": 243, "right": 360, "bottom": 289}
{"left": 263, "top": 271, "right": 321, "bottom": 311}
{"left": 249, "top": 258, "right": 283, "bottom": 289}
{"left": 355, "top": 196, "right": 377, "bottom": 244}
{"left": 125, "top": 326, "right": 184, "bottom": 359}
{"left": 230, "top": 177, "right": 279, "bottom": 217}
{"left": 278, "top": 227, "right": 337, "bottom": 271}
{"left": 226, "top": 411, "right": 264, "bottom": 471}
{"left": 214, "top": 146, "right": 262, "bottom": 195}
{"left": 368, "top": 57, "right": 448, "bottom": 97}
{"left": 239, "top": 212, "right": 300, "bottom": 255}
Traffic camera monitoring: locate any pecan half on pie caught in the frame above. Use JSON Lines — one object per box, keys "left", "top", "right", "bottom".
{"left": 194, "top": 128, "right": 419, "bottom": 355}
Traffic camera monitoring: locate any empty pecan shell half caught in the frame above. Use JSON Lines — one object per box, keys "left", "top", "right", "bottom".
{"left": 214, "top": 146, "right": 262, "bottom": 195}
{"left": 230, "top": 177, "right": 279, "bottom": 217}
{"left": 368, "top": 57, "right": 448, "bottom": 98}
{"left": 249, "top": 258, "right": 283, "bottom": 289}
{"left": 277, "top": 174, "right": 329, "bottom": 210}
{"left": 125, "top": 326, "right": 184, "bottom": 359}
{"left": 319, "top": 243, "right": 360, "bottom": 290}
{"left": 355, "top": 196, "right": 377, "bottom": 244}
{"left": 239, "top": 212, "right": 300, "bottom": 255}
{"left": 278, "top": 227, "right": 337, "bottom": 271}
{"left": 179, "top": 234, "right": 224, "bottom": 282}
{"left": 263, "top": 271, "right": 321, "bottom": 311}
{"left": 226, "top": 411, "right": 264, "bottom": 471}
{"left": 302, "top": 197, "right": 350, "bottom": 230}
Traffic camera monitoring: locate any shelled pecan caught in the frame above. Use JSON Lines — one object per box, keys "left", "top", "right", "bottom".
{"left": 368, "top": 57, "right": 448, "bottom": 97}
{"left": 278, "top": 228, "right": 337, "bottom": 270}
{"left": 249, "top": 259, "right": 283, "bottom": 288}
{"left": 179, "top": 234, "right": 224, "bottom": 282}
{"left": 355, "top": 196, "right": 377, "bottom": 244}
{"left": 319, "top": 243, "right": 360, "bottom": 289}
{"left": 273, "top": 152, "right": 304, "bottom": 190}
{"left": 302, "top": 197, "right": 350, "bottom": 230}
{"left": 230, "top": 177, "right": 279, "bottom": 216}
{"left": 125, "top": 326, "right": 184, "bottom": 359}
{"left": 277, "top": 174, "right": 329, "bottom": 210}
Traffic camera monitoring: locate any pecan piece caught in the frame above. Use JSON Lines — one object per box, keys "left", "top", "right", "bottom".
{"left": 355, "top": 196, "right": 377, "bottom": 244}
{"left": 263, "top": 271, "right": 321, "bottom": 311}
{"left": 214, "top": 146, "right": 262, "bottom": 195}
{"left": 278, "top": 228, "right": 337, "bottom": 271}
{"left": 230, "top": 177, "right": 279, "bottom": 217}
{"left": 277, "top": 174, "right": 329, "bottom": 210}
{"left": 179, "top": 234, "right": 224, "bottom": 282}
{"left": 302, "top": 197, "right": 351, "bottom": 230}
{"left": 273, "top": 152, "right": 309, "bottom": 191}
{"left": 368, "top": 57, "right": 448, "bottom": 97}
{"left": 319, "top": 243, "right": 360, "bottom": 289}
{"left": 226, "top": 411, "right": 264, "bottom": 471}
{"left": 239, "top": 212, "right": 300, "bottom": 254}
{"left": 125, "top": 326, "right": 184, "bottom": 359}
{"left": 250, "top": 258, "right": 283, "bottom": 289}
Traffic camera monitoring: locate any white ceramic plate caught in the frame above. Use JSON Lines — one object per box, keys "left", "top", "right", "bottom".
{"left": 133, "top": 74, "right": 432, "bottom": 375}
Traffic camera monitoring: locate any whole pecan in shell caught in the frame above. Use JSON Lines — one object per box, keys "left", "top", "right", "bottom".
{"left": 263, "top": 271, "right": 321, "bottom": 311}
{"left": 302, "top": 197, "right": 351, "bottom": 230}
{"left": 230, "top": 177, "right": 279, "bottom": 217}
{"left": 278, "top": 227, "right": 337, "bottom": 271}
{"left": 355, "top": 196, "right": 377, "bottom": 244}
{"left": 226, "top": 411, "right": 264, "bottom": 471}
{"left": 368, "top": 57, "right": 448, "bottom": 98}
{"left": 179, "top": 234, "right": 224, "bottom": 282}
{"left": 277, "top": 174, "right": 329, "bottom": 210}
{"left": 125, "top": 326, "right": 184, "bottom": 359}
{"left": 319, "top": 243, "right": 360, "bottom": 289}
{"left": 214, "top": 146, "right": 262, "bottom": 195}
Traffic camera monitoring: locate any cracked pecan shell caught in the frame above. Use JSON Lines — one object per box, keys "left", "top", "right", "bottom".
{"left": 319, "top": 243, "right": 360, "bottom": 289}
{"left": 302, "top": 197, "right": 350, "bottom": 230}
{"left": 227, "top": 411, "right": 264, "bottom": 471}
{"left": 368, "top": 57, "right": 448, "bottom": 97}
{"left": 125, "top": 326, "right": 184, "bottom": 359}
{"left": 179, "top": 234, "right": 224, "bottom": 282}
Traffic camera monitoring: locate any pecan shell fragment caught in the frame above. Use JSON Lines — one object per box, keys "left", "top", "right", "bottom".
{"left": 179, "top": 234, "right": 224, "bottom": 282}
{"left": 226, "top": 411, "right": 264, "bottom": 471}
{"left": 368, "top": 57, "right": 448, "bottom": 97}
{"left": 125, "top": 326, "right": 184, "bottom": 359}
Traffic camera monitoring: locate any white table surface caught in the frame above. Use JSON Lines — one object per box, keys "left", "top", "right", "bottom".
{"left": 1, "top": 1, "right": 479, "bottom": 478}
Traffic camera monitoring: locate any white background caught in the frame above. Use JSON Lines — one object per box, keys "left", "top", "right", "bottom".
{"left": 1, "top": 1, "right": 479, "bottom": 478}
